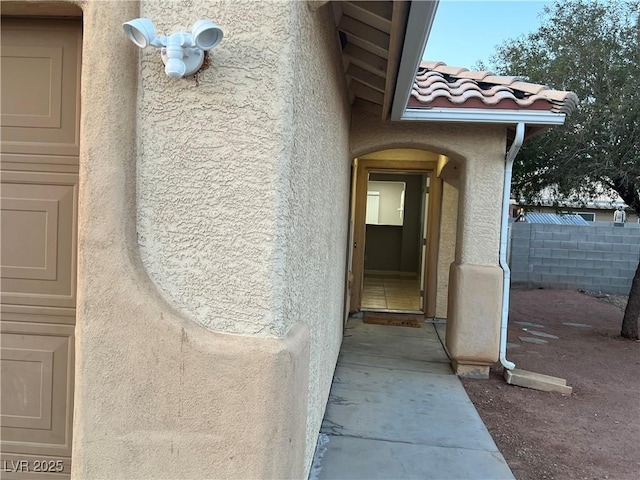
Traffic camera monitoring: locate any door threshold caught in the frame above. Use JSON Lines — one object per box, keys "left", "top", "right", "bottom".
{"left": 361, "top": 308, "right": 424, "bottom": 315}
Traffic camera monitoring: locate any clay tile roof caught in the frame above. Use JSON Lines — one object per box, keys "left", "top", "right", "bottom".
{"left": 410, "top": 61, "right": 579, "bottom": 115}
{"left": 455, "top": 70, "right": 493, "bottom": 81}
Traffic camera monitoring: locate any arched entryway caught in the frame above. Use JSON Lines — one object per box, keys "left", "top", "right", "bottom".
{"left": 345, "top": 148, "right": 459, "bottom": 322}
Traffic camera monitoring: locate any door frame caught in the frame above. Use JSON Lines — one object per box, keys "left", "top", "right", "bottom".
{"left": 349, "top": 158, "right": 442, "bottom": 314}
{"left": 343, "top": 158, "right": 358, "bottom": 325}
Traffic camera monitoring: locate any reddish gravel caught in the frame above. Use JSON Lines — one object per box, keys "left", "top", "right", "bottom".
{"left": 462, "top": 288, "right": 640, "bottom": 480}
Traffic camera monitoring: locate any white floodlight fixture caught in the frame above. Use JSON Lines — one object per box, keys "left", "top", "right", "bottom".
{"left": 123, "top": 18, "right": 158, "bottom": 48}
{"left": 122, "top": 18, "right": 224, "bottom": 79}
{"left": 192, "top": 20, "right": 223, "bottom": 50}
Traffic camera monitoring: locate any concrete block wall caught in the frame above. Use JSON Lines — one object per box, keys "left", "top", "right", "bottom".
{"left": 510, "top": 223, "right": 640, "bottom": 294}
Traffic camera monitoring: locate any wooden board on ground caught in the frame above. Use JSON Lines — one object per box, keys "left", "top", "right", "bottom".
{"left": 363, "top": 312, "right": 422, "bottom": 328}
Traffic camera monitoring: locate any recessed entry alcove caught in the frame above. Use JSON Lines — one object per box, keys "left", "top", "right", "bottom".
{"left": 346, "top": 148, "right": 455, "bottom": 318}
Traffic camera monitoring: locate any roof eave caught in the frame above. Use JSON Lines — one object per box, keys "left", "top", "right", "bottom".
{"left": 400, "top": 107, "right": 567, "bottom": 126}
{"left": 390, "top": 0, "right": 439, "bottom": 121}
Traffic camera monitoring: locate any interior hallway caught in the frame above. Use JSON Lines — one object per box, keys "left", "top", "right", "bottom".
{"left": 361, "top": 273, "right": 421, "bottom": 311}
{"left": 309, "top": 318, "right": 514, "bottom": 480}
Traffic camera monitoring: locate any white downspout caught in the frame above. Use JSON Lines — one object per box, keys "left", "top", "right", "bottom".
{"left": 499, "top": 122, "right": 525, "bottom": 370}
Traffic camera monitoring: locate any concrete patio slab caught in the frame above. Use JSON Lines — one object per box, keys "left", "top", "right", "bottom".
{"left": 514, "top": 321, "right": 545, "bottom": 328}
{"left": 519, "top": 336, "right": 548, "bottom": 345}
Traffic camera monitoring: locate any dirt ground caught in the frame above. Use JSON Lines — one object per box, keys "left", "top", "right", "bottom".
{"left": 461, "top": 288, "right": 640, "bottom": 480}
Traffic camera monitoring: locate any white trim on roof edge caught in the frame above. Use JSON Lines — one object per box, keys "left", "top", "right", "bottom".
{"left": 390, "top": 0, "right": 439, "bottom": 121}
{"left": 400, "top": 108, "right": 567, "bottom": 125}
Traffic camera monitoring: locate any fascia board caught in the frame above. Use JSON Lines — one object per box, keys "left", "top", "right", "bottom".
{"left": 390, "top": 0, "right": 439, "bottom": 121}
{"left": 401, "top": 108, "right": 567, "bottom": 125}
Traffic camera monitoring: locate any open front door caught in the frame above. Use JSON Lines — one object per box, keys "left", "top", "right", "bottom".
{"left": 418, "top": 175, "right": 430, "bottom": 310}
{"left": 344, "top": 159, "right": 358, "bottom": 323}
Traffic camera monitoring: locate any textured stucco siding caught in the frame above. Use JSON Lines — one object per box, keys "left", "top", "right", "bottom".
{"left": 136, "top": 0, "right": 349, "bottom": 474}
{"left": 56, "top": 0, "right": 347, "bottom": 477}
{"left": 454, "top": 137, "right": 505, "bottom": 266}
{"left": 284, "top": 3, "right": 351, "bottom": 472}
{"left": 15, "top": 0, "right": 513, "bottom": 474}
{"left": 436, "top": 180, "right": 458, "bottom": 318}
{"left": 135, "top": 0, "right": 349, "bottom": 472}
{"left": 69, "top": 1, "right": 312, "bottom": 478}
{"left": 137, "top": 0, "right": 295, "bottom": 337}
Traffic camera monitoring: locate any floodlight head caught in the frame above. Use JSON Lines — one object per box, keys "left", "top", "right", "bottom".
{"left": 191, "top": 20, "right": 223, "bottom": 50}
{"left": 123, "top": 18, "right": 156, "bottom": 48}
{"left": 123, "top": 17, "right": 223, "bottom": 79}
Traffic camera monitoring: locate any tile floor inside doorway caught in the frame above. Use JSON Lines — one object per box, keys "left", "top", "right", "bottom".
{"left": 361, "top": 273, "right": 421, "bottom": 311}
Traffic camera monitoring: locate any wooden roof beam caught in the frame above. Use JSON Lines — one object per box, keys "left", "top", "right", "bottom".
{"left": 343, "top": 43, "right": 388, "bottom": 76}
{"left": 354, "top": 1, "right": 393, "bottom": 20}
{"left": 353, "top": 97, "right": 384, "bottom": 117}
{"left": 347, "top": 63, "right": 386, "bottom": 92}
{"left": 350, "top": 81, "right": 385, "bottom": 105}
{"left": 341, "top": 1, "right": 392, "bottom": 34}
{"left": 338, "top": 15, "right": 390, "bottom": 53}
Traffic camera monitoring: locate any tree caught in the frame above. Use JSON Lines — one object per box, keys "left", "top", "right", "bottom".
{"left": 485, "top": 0, "right": 640, "bottom": 339}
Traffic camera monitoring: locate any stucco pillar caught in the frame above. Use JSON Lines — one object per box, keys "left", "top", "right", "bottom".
{"left": 446, "top": 263, "right": 503, "bottom": 377}
{"left": 425, "top": 175, "right": 443, "bottom": 318}
{"left": 435, "top": 179, "right": 459, "bottom": 318}
{"left": 445, "top": 139, "right": 506, "bottom": 378}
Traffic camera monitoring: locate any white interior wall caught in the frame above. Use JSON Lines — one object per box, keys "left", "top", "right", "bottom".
{"left": 368, "top": 180, "right": 405, "bottom": 226}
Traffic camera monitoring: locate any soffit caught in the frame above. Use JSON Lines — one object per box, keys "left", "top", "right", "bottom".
{"left": 332, "top": 1, "right": 411, "bottom": 119}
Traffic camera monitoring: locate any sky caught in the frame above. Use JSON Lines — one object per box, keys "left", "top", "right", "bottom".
{"left": 424, "top": 0, "right": 553, "bottom": 69}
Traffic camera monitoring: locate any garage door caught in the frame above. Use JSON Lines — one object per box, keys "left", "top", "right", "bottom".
{"left": 1, "top": 18, "right": 81, "bottom": 479}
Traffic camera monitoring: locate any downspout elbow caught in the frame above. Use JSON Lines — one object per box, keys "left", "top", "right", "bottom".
{"left": 499, "top": 122, "right": 525, "bottom": 371}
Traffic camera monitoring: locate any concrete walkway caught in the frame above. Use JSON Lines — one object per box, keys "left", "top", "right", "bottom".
{"left": 309, "top": 318, "right": 514, "bottom": 480}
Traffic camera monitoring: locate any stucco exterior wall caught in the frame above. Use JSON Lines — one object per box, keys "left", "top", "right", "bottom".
{"left": 134, "top": 0, "right": 349, "bottom": 472}
{"left": 3, "top": 0, "right": 351, "bottom": 478}
{"left": 436, "top": 179, "right": 459, "bottom": 318}
{"left": 281, "top": 2, "right": 351, "bottom": 472}
{"left": 71, "top": 1, "right": 314, "bottom": 478}
{"left": 137, "top": 0, "right": 293, "bottom": 337}
{"left": 453, "top": 138, "right": 505, "bottom": 266}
